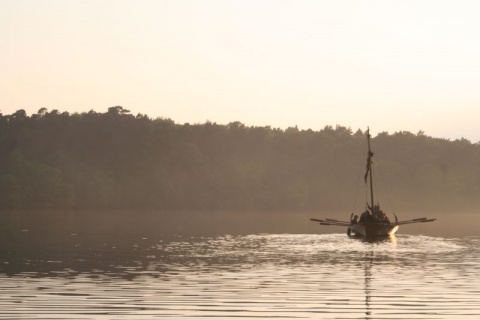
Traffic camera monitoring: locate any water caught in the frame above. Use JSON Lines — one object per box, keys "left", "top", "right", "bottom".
{"left": 1, "top": 227, "right": 479, "bottom": 319}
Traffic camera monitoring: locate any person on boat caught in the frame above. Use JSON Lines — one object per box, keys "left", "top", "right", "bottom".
{"left": 360, "top": 210, "right": 373, "bottom": 222}
{"left": 359, "top": 211, "right": 366, "bottom": 223}
{"left": 351, "top": 214, "right": 358, "bottom": 224}
{"left": 367, "top": 204, "right": 379, "bottom": 222}
{"left": 383, "top": 212, "right": 390, "bottom": 223}
{"left": 369, "top": 204, "right": 389, "bottom": 223}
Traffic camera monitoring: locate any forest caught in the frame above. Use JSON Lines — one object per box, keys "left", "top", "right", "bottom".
{"left": 0, "top": 107, "right": 479, "bottom": 214}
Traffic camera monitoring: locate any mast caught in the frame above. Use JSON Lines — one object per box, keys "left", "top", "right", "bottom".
{"left": 366, "top": 128, "right": 374, "bottom": 211}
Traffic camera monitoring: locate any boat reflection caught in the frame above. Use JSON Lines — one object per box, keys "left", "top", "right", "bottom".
{"left": 356, "top": 235, "right": 397, "bottom": 320}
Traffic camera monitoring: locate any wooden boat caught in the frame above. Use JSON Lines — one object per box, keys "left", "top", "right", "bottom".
{"left": 311, "top": 128, "right": 436, "bottom": 238}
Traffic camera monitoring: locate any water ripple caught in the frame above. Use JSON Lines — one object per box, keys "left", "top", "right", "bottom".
{"left": 0, "top": 234, "right": 479, "bottom": 319}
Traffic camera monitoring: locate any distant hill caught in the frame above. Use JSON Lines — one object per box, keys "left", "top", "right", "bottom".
{"left": 0, "top": 107, "right": 479, "bottom": 214}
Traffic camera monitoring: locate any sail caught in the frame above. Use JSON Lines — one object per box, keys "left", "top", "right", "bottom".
{"left": 364, "top": 150, "right": 373, "bottom": 183}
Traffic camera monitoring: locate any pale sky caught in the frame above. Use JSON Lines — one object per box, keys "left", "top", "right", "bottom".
{"left": 1, "top": 0, "right": 480, "bottom": 141}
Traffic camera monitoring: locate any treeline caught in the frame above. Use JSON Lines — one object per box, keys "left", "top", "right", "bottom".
{"left": 0, "top": 107, "right": 479, "bottom": 213}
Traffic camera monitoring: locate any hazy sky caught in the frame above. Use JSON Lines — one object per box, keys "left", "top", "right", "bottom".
{"left": 1, "top": 0, "right": 480, "bottom": 141}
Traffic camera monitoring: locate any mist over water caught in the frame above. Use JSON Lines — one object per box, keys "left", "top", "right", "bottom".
{"left": 1, "top": 212, "right": 479, "bottom": 319}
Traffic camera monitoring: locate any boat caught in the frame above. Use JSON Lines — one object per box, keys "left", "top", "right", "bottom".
{"left": 310, "top": 128, "right": 436, "bottom": 238}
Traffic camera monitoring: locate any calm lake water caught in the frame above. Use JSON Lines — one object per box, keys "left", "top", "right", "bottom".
{"left": 0, "top": 215, "right": 479, "bottom": 319}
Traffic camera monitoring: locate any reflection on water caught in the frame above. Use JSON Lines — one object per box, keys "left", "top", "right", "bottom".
{"left": 1, "top": 231, "right": 479, "bottom": 319}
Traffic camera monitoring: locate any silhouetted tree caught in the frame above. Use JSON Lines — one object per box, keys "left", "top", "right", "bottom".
{"left": 0, "top": 108, "right": 479, "bottom": 214}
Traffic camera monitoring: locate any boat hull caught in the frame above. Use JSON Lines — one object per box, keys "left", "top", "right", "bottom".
{"left": 349, "top": 222, "right": 398, "bottom": 238}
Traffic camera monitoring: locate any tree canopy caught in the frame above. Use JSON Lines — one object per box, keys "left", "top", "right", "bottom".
{"left": 0, "top": 107, "right": 479, "bottom": 214}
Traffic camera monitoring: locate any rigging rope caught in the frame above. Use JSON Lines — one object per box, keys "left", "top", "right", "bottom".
{"left": 376, "top": 161, "right": 396, "bottom": 213}
{"left": 352, "top": 137, "right": 369, "bottom": 213}
{"left": 351, "top": 158, "right": 364, "bottom": 214}
{"left": 370, "top": 137, "right": 396, "bottom": 215}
